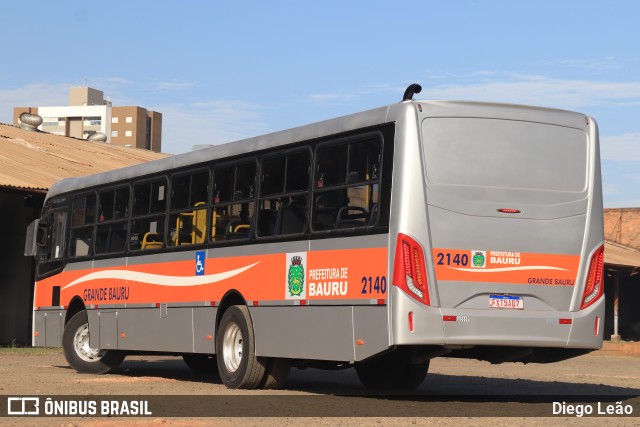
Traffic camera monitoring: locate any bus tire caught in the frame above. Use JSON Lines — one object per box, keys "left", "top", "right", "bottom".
{"left": 355, "top": 347, "right": 428, "bottom": 389}
{"left": 261, "top": 358, "right": 290, "bottom": 389}
{"left": 182, "top": 354, "right": 219, "bottom": 374}
{"left": 216, "top": 305, "right": 266, "bottom": 389}
{"left": 398, "top": 359, "right": 430, "bottom": 389}
{"left": 62, "top": 311, "right": 125, "bottom": 374}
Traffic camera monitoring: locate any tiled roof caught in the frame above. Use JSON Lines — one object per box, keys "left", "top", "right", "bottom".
{"left": 605, "top": 241, "right": 640, "bottom": 269}
{"left": 0, "top": 123, "right": 167, "bottom": 192}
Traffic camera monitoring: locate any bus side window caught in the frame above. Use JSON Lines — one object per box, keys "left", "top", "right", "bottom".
{"left": 168, "top": 170, "right": 210, "bottom": 247}
{"left": 312, "top": 134, "right": 382, "bottom": 231}
{"left": 315, "top": 144, "right": 348, "bottom": 188}
{"left": 261, "top": 156, "right": 285, "bottom": 196}
{"left": 131, "top": 178, "right": 167, "bottom": 251}
{"left": 257, "top": 150, "right": 309, "bottom": 238}
{"left": 49, "top": 211, "right": 66, "bottom": 260}
{"left": 170, "top": 170, "right": 209, "bottom": 210}
{"left": 223, "top": 203, "right": 254, "bottom": 240}
{"left": 211, "top": 161, "right": 256, "bottom": 242}
{"left": 96, "top": 187, "right": 130, "bottom": 254}
{"left": 70, "top": 193, "right": 96, "bottom": 257}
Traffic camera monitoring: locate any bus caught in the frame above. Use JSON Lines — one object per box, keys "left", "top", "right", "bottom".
{"left": 25, "top": 84, "right": 604, "bottom": 389}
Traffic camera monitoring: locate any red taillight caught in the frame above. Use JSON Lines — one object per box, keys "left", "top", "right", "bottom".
{"left": 393, "top": 233, "right": 430, "bottom": 305}
{"left": 580, "top": 245, "right": 604, "bottom": 310}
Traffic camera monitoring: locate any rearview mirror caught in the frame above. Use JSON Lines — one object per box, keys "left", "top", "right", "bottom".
{"left": 24, "top": 220, "right": 47, "bottom": 257}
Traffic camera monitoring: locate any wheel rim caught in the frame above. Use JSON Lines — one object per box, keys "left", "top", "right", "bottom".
{"left": 72, "top": 323, "right": 105, "bottom": 362}
{"left": 222, "top": 322, "right": 243, "bottom": 373}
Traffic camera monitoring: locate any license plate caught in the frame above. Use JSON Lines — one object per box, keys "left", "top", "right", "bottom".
{"left": 489, "top": 294, "right": 523, "bottom": 310}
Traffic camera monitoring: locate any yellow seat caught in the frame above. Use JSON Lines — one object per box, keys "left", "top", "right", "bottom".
{"left": 174, "top": 202, "right": 207, "bottom": 246}
{"left": 141, "top": 232, "right": 163, "bottom": 250}
{"left": 232, "top": 224, "right": 250, "bottom": 233}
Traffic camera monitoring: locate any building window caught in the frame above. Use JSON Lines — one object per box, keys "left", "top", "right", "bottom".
{"left": 125, "top": 130, "right": 133, "bottom": 137}
{"left": 112, "top": 117, "right": 119, "bottom": 124}
{"left": 84, "top": 117, "right": 101, "bottom": 126}
{"left": 126, "top": 116, "right": 133, "bottom": 123}
{"left": 112, "top": 131, "right": 118, "bottom": 137}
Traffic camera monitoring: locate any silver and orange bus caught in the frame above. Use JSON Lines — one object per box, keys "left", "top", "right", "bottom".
{"left": 26, "top": 84, "right": 604, "bottom": 389}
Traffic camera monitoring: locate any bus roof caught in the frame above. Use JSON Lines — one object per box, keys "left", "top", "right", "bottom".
{"left": 45, "top": 104, "right": 391, "bottom": 200}
{"left": 45, "top": 99, "right": 589, "bottom": 201}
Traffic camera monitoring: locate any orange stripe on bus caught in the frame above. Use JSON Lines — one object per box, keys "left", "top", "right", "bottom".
{"left": 34, "top": 247, "right": 389, "bottom": 307}
{"left": 433, "top": 248, "right": 580, "bottom": 285}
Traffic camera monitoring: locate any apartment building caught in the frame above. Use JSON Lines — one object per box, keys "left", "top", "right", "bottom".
{"left": 13, "top": 86, "right": 162, "bottom": 152}
{"left": 111, "top": 106, "right": 162, "bottom": 152}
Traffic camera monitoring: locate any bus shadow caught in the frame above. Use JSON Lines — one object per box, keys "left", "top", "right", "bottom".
{"left": 55, "top": 357, "right": 223, "bottom": 384}
{"left": 118, "top": 357, "right": 223, "bottom": 384}
{"left": 55, "top": 356, "right": 640, "bottom": 399}
{"left": 285, "top": 368, "right": 640, "bottom": 398}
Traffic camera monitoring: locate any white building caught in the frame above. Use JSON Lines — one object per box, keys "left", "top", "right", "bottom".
{"left": 39, "top": 104, "right": 112, "bottom": 142}
{"left": 14, "top": 87, "right": 162, "bottom": 152}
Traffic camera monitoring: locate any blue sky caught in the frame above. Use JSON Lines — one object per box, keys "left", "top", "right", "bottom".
{"left": 1, "top": 1, "right": 639, "bottom": 207}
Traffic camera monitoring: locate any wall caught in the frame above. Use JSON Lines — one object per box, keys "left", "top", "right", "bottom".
{"left": 150, "top": 111, "right": 162, "bottom": 152}
{"left": 604, "top": 208, "right": 640, "bottom": 249}
{"left": 604, "top": 271, "right": 640, "bottom": 341}
{"left": 0, "top": 190, "right": 44, "bottom": 345}
{"left": 69, "top": 87, "right": 104, "bottom": 106}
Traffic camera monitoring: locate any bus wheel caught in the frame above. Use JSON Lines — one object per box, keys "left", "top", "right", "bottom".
{"left": 398, "top": 358, "right": 430, "bottom": 389}
{"left": 62, "top": 311, "right": 125, "bottom": 374}
{"left": 261, "top": 358, "right": 290, "bottom": 389}
{"left": 182, "top": 354, "right": 219, "bottom": 374}
{"left": 216, "top": 305, "right": 266, "bottom": 389}
{"left": 355, "top": 347, "right": 428, "bottom": 389}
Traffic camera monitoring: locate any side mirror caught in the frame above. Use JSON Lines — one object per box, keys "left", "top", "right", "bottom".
{"left": 24, "top": 219, "right": 47, "bottom": 257}
{"left": 37, "top": 226, "right": 47, "bottom": 246}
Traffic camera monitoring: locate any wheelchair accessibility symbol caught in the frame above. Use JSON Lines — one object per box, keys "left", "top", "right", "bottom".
{"left": 195, "top": 251, "right": 205, "bottom": 276}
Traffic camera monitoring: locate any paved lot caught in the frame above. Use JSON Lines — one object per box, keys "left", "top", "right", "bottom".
{"left": 1, "top": 349, "right": 638, "bottom": 426}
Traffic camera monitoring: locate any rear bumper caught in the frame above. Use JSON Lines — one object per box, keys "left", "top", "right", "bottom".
{"left": 392, "top": 287, "right": 605, "bottom": 350}
{"left": 441, "top": 296, "right": 604, "bottom": 349}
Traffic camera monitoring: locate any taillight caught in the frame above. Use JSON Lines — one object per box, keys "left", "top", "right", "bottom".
{"left": 392, "top": 233, "right": 430, "bottom": 305}
{"left": 580, "top": 245, "right": 604, "bottom": 310}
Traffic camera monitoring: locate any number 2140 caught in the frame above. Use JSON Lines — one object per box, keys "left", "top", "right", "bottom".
{"left": 361, "top": 276, "right": 387, "bottom": 294}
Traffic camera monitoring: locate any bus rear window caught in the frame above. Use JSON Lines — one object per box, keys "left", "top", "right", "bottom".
{"left": 422, "top": 118, "right": 588, "bottom": 192}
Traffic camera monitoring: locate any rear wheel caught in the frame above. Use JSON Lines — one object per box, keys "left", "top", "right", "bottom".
{"left": 183, "top": 354, "right": 219, "bottom": 374}
{"left": 398, "top": 358, "right": 430, "bottom": 389}
{"left": 355, "top": 347, "right": 429, "bottom": 389}
{"left": 216, "top": 305, "right": 266, "bottom": 389}
{"left": 261, "top": 358, "right": 290, "bottom": 389}
{"left": 62, "top": 311, "right": 125, "bottom": 374}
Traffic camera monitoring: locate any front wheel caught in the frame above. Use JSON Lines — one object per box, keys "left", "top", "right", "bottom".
{"left": 216, "top": 305, "right": 266, "bottom": 389}
{"left": 62, "top": 311, "right": 125, "bottom": 374}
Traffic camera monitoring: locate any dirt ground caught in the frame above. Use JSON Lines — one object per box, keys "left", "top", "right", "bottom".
{"left": 1, "top": 350, "right": 638, "bottom": 426}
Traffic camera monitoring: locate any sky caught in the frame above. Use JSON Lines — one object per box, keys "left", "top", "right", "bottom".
{"left": 1, "top": 0, "right": 639, "bottom": 207}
